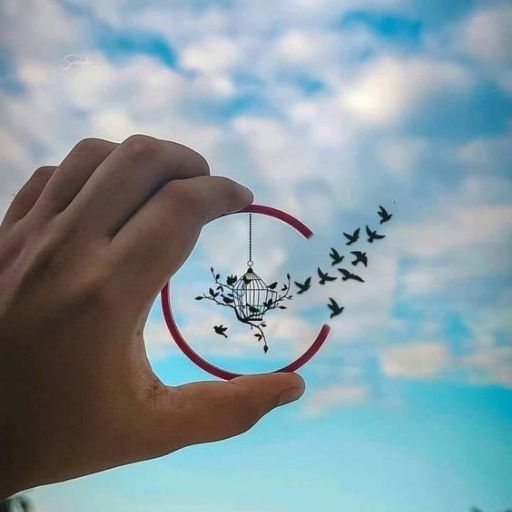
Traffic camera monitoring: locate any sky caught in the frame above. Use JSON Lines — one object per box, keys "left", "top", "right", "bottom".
{"left": 1, "top": 0, "right": 512, "bottom": 510}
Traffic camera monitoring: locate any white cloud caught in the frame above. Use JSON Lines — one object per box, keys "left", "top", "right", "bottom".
{"left": 380, "top": 341, "right": 450, "bottom": 379}
{"left": 465, "top": 346, "right": 512, "bottom": 388}
{"left": 460, "top": 6, "right": 512, "bottom": 65}
{"left": 340, "top": 57, "right": 472, "bottom": 125}
{"left": 398, "top": 204, "right": 512, "bottom": 259}
{"left": 379, "top": 136, "right": 428, "bottom": 179}
{"left": 303, "top": 384, "right": 368, "bottom": 417}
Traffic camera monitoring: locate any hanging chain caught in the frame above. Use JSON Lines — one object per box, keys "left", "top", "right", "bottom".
{"left": 247, "top": 212, "right": 253, "bottom": 268}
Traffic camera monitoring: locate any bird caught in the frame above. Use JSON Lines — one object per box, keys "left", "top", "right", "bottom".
{"left": 378, "top": 205, "right": 392, "bottom": 224}
{"left": 351, "top": 250, "right": 368, "bottom": 267}
{"left": 338, "top": 268, "right": 365, "bottom": 282}
{"left": 213, "top": 325, "right": 228, "bottom": 338}
{"left": 329, "top": 247, "right": 344, "bottom": 266}
{"left": 327, "top": 298, "right": 344, "bottom": 318}
{"left": 318, "top": 267, "right": 337, "bottom": 285}
{"left": 294, "top": 277, "right": 312, "bottom": 294}
{"left": 366, "top": 225, "right": 385, "bottom": 243}
{"left": 343, "top": 227, "right": 360, "bottom": 245}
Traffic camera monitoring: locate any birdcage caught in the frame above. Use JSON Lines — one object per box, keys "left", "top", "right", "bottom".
{"left": 233, "top": 267, "right": 278, "bottom": 321}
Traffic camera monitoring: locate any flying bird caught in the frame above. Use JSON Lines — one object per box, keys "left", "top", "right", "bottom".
{"left": 351, "top": 250, "right": 368, "bottom": 267}
{"left": 327, "top": 298, "right": 344, "bottom": 318}
{"left": 294, "top": 277, "right": 312, "bottom": 294}
{"left": 343, "top": 227, "right": 360, "bottom": 246}
{"left": 338, "top": 268, "right": 365, "bottom": 283}
{"left": 378, "top": 205, "right": 392, "bottom": 224}
{"left": 213, "top": 325, "right": 228, "bottom": 338}
{"left": 329, "top": 247, "right": 344, "bottom": 266}
{"left": 318, "top": 267, "right": 337, "bottom": 285}
{"left": 366, "top": 225, "right": 386, "bottom": 243}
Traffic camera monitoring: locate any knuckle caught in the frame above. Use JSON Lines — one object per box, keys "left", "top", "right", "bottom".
{"left": 122, "top": 134, "right": 162, "bottom": 160}
{"left": 171, "top": 142, "right": 210, "bottom": 176}
{"left": 72, "top": 137, "right": 105, "bottom": 154}
{"left": 189, "top": 149, "right": 210, "bottom": 176}
{"left": 32, "top": 166, "right": 55, "bottom": 181}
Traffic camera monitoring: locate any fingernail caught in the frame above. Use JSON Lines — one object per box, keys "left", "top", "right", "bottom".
{"left": 277, "top": 385, "right": 305, "bottom": 406}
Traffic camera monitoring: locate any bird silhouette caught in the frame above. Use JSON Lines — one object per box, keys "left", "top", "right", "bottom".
{"left": 351, "top": 250, "right": 368, "bottom": 267}
{"left": 366, "top": 225, "right": 385, "bottom": 243}
{"left": 378, "top": 205, "right": 392, "bottom": 224}
{"left": 294, "top": 277, "right": 312, "bottom": 294}
{"left": 338, "top": 268, "right": 365, "bottom": 282}
{"left": 318, "top": 267, "right": 337, "bottom": 285}
{"left": 213, "top": 325, "right": 228, "bottom": 338}
{"left": 343, "top": 227, "right": 360, "bottom": 245}
{"left": 327, "top": 297, "right": 344, "bottom": 318}
{"left": 329, "top": 247, "right": 344, "bottom": 266}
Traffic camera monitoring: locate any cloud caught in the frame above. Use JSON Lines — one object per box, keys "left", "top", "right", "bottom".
{"left": 380, "top": 341, "right": 451, "bottom": 378}
{"left": 340, "top": 56, "right": 472, "bottom": 125}
{"left": 464, "top": 346, "right": 512, "bottom": 388}
{"left": 303, "top": 384, "right": 368, "bottom": 417}
{"left": 459, "top": 6, "right": 512, "bottom": 65}
{"left": 398, "top": 203, "right": 512, "bottom": 259}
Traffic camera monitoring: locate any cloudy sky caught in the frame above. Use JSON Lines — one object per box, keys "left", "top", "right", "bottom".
{"left": 1, "top": 0, "right": 512, "bottom": 510}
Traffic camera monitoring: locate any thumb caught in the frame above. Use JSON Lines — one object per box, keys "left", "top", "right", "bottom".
{"left": 149, "top": 372, "right": 305, "bottom": 454}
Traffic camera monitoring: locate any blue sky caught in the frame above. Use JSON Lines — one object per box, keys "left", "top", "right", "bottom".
{"left": 1, "top": 0, "right": 511, "bottom": 510}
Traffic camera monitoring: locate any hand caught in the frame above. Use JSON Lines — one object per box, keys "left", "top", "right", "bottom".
{"left": 0, "top": 135, "right": 305, "bottom": 497}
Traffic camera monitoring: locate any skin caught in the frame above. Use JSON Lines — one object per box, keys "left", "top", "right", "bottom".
{"left": 0, "top": 135, "right": 305, "bottom": 498}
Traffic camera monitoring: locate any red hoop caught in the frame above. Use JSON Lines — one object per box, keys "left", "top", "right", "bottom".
{"left": 160, "top": 204, "right": 331, "bottom": 380}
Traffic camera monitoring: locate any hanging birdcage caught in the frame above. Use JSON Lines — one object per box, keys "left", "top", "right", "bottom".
{"left": 233, "top": 267, "right": 278, "bottom": 321}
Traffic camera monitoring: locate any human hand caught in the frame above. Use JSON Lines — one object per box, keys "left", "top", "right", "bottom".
{"left": 0, "top": 135, "right": 305, "bottom": 497}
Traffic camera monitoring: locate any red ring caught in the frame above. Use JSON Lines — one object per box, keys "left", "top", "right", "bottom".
{"left": 160, "top": 204, "right": 331, "bottom": 380}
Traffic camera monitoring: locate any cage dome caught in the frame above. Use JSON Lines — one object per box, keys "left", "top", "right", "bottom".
{"left": 233, "top": 267, "right": 278, "bottom": 321}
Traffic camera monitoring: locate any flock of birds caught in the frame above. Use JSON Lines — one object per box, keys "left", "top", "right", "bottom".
{"left": 211, "top": 205, "right": 392, "bottom": 340}
{"left": 294, "top": 205, "right": 392, "bottom": 319}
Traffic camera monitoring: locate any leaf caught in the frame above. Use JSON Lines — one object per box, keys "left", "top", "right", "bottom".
{"left": 279, "top": 306, "right": 287, "bottom": 310}
{"left": 249, "top": 306, "right": 259, "bottom": 313}
{"left": 286, "top": 273, "right": 291, "bottom": 280}
{"left": 268, "top": 281, "right": 278, "bottom": 290}
{"left": 264, "top": 345, "right": 269, "bottom": 353}
{"left": 281, "top": 284, "right": 288, "bottom": 291}
{"left": 287, "top": 295, "right": 293, "bottom": 300}
{"left": 209, "top": 288, "right": 215, "bottom": 296}
{"left": 254, "top": 333, "right": 262, "bottom": 340}
{"left": 261, "top": 322, "right": 267, "bottom": 327}
{"left": 216, "top": 285, "right": 223, "bottom": 291}
{"left": 195, "top": 296, "right": 204, "bottom": 300}
{"left": 223, "top": 297, "right": 234, "bottom": 304}
{"left": 210, "top": 267, "right": 214, "bottom": 274}
{"left": 216, "top": 273, "right": 220, "bottom": 280}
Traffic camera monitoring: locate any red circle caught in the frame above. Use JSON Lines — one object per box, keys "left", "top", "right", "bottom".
{"left": 160, "top": 204, "right": 331, "bottom": 380}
